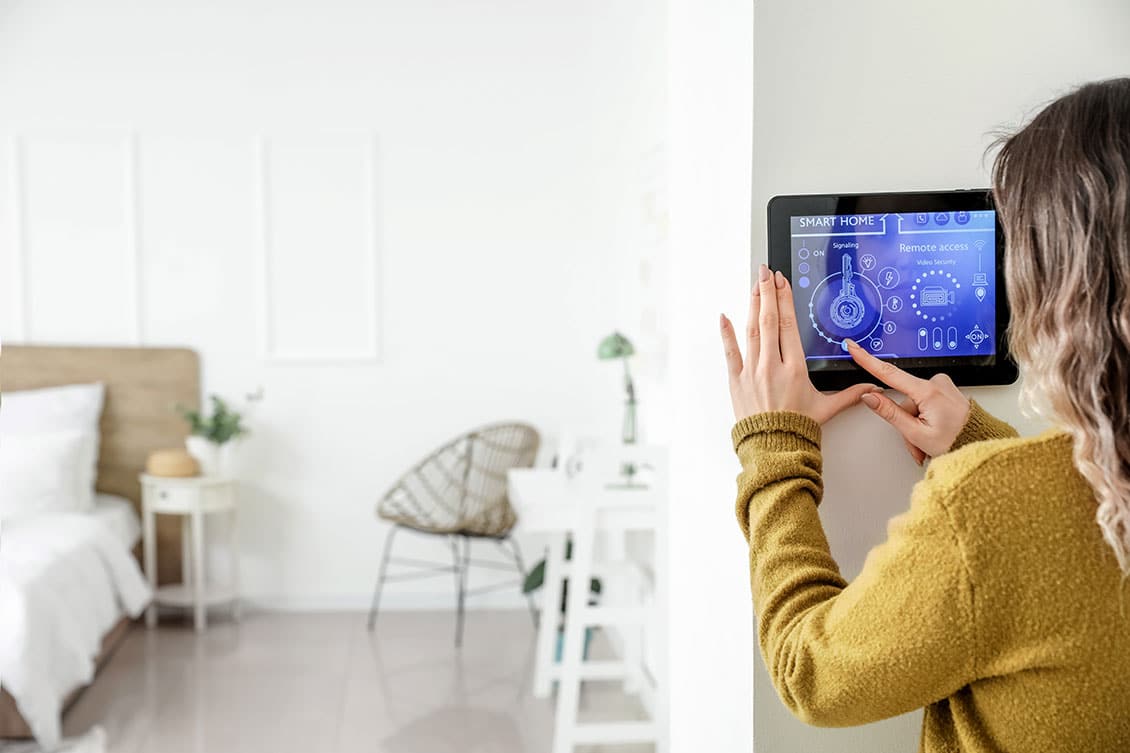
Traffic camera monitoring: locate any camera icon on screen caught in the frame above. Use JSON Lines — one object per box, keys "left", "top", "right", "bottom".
{"left": 920, "top": 286, "right": 955, "bottom": 307}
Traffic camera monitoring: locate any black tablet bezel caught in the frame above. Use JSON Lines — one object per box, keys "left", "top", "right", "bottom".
{"left": 766, "top": 190, "right": 1018, "bottom": 391}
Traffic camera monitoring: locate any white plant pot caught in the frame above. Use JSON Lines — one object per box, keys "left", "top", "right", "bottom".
{"left": 217, "top": 439, "right": 242, "bottom": 477}
{"left": 184, "top": 436, "right": 220, "bottom": 476}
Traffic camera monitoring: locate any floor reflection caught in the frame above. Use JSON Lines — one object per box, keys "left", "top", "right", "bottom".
{"left": 59, "top": 610, "right": 651, "bottom": 753}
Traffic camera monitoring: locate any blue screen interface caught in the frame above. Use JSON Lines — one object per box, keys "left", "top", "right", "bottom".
{"left": 790, "top": 210, "right": 996, "bottom": 365}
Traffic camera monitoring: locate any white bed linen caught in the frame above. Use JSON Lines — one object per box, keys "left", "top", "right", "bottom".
{"left": 90, "top": 494, "right": 141, "bottom": 550}
{"left": 0, "top": 431, "right": 91, "bottom": 522}
{"left": 0, "top": 384, "right": 105, "bottom": 512}
{"left": 0, "top": 512, "right": 151, "bottom": 748}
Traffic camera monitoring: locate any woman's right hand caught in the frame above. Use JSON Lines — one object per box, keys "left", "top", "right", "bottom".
{"left": 844, "top": 338, "right": 971, "bottom": 465}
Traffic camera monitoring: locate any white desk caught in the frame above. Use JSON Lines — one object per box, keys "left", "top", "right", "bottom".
{"left": 509, "top": 456, "right": 663, "bottom": 753}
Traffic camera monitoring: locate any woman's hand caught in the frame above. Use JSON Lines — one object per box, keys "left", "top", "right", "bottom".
{"left": 845, "top": 338, "right": 971, "bottom": 464}
{"left": 720, "top": 264, "right": 878, "bottom": 425}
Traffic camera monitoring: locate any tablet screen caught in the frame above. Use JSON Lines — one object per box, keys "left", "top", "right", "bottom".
{"left": 789, "top": 209, "right": 997, "bottom": 367}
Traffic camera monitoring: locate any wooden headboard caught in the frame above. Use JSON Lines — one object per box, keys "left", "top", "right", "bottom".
{"left": 1, "top": 345, "right": 200, "bottom": 584}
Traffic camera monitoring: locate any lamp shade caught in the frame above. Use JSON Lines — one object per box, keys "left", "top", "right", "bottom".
{"left": 597, "top": 332, "right": 635, "bottom": 360}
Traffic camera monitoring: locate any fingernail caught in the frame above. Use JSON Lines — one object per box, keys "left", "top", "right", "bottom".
{"left": 870, "top": 385, "right": 883, "bottom": 393}
{"left": 759, "top": 264, "right": 770, "bottom": 282}
{"left": 861, "top": 393, "right": 879, "bottom": 408}
{"left": 844, "top": 338, "right": 857, "bottom": 349}
{"left": 774, "top": 270, "right": 786, "bottom": 288}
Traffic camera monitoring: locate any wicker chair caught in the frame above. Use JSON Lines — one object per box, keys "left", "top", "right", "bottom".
{"left": 367, "top": 422, "right": 540, "bottom": 646}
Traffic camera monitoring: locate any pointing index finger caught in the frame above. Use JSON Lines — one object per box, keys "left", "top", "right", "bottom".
{"left": 845, "top": 338, "right": 928, "bottom": 398}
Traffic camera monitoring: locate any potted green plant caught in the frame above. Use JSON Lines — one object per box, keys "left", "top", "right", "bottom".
{"left": 522, "top": 540, "right": 601, "bottom": 661}
{"left": 178, "top": 394, "right": 250, "bottom": 476}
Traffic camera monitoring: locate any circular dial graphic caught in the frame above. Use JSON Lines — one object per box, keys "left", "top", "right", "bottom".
{"left": 808, "top": 254, "right": 884, "bottom": 346}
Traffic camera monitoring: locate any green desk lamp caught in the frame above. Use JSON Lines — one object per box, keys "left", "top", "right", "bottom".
{"left": 597, "top": 331, "right": 637, "bottom": 445}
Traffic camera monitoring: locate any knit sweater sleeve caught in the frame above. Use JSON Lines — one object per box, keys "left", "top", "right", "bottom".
{"left": 949, "top": 399, "right": 1018, "bottom": 451}
{"left": 733, "top": 411, "right": 977, "bottom": 727}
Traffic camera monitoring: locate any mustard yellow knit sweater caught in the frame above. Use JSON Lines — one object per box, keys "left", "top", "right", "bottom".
{"left": 733, "top": 401, "right": 1130, "bottom": 752}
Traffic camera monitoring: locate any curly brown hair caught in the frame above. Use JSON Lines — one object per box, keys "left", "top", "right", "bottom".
{"left": 992, "top": 77, "right": 1130, "bottom": 572}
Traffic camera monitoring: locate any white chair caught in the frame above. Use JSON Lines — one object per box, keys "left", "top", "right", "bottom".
{"left": 509, "top": 444, "right": 665, "bottom": 753}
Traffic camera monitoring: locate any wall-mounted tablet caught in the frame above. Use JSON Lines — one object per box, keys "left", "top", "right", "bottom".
{"left": 767, "top": 191, "right": 1017, "bottom": 390}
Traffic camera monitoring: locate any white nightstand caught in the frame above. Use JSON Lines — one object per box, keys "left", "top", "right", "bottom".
{"left": 140, "top": 473, "right": 240, "bottom": 631}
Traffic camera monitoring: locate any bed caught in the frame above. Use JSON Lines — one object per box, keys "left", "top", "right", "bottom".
{"left": 0, "top": 345, "right": 200, "bottom": 746}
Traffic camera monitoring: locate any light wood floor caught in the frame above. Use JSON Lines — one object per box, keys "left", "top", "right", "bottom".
{"left": 60, "top": 610, "right": 651, "bottom": 753}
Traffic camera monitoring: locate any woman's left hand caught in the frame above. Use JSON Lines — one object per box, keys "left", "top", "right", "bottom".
{"left": 720, "top": 264, "right": 878, "bottom": 424}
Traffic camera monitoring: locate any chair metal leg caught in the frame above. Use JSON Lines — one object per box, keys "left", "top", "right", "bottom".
{"left": 367, "top": 525, "right": 400, "bottom": 631}
{"left": 449, "top": 536, "right": 462, "bottom": 644}
{"left": 453, "top": 535, "right": 471, "bottom": 647}
{"left": 503, "top": 536, "right": 539, "bottom": 627}
{"left": 372, "top": 527, "right": 533, "bottom": 647}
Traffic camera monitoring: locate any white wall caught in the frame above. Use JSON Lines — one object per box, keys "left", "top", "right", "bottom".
{"left": 666, "top": 1, "right": 754, "bottom": 752}
{"left": 736, "top": 2, "right": 1128, "bottom": 752}
{"left": 0, "top": 0, "right": 667, "bottom": 609}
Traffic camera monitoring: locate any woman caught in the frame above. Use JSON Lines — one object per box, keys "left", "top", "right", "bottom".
{"left": 719, "top": 78, "right": 1130, "bottom": 752}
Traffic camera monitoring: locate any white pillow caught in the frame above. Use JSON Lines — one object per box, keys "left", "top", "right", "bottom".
{"left": 0, "top": 383, "right": 104, "bottom": 511}
{"left": 0, "top": 430, "right": 89, "bottom": 521}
